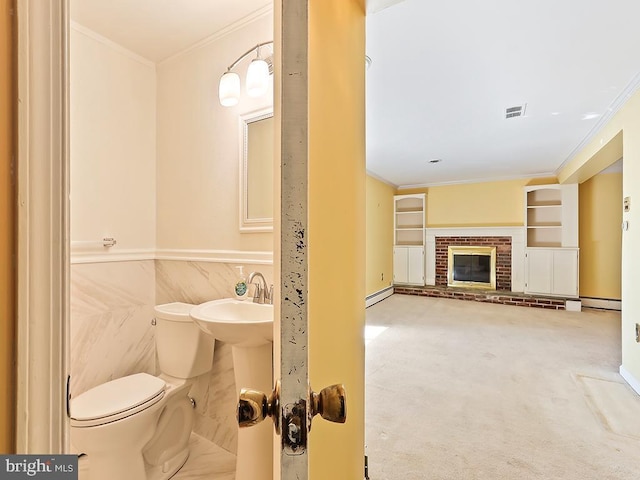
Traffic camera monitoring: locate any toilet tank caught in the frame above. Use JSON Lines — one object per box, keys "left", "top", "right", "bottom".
{"left": 154, "top": 302, "right": 215, "bottom": 379}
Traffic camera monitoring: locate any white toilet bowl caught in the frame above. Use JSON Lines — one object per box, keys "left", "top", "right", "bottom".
{"left": 70, "top": 303, "right": 214, "bottom": 480}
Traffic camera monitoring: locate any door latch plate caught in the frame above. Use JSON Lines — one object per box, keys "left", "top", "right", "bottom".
{"left": 282, "top": 400, "right": 307, "bottom": 455}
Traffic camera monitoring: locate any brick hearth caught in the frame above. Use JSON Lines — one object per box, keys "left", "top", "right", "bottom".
{"left": 394, "top": 285, "right": 566, "bottom": 310}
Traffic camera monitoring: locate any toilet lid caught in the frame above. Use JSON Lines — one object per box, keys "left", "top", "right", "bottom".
{"left": 70, "top": 373, "right": 166, "bottom": 422}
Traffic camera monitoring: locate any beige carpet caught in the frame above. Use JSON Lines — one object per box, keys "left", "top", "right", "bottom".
{"left": 365, "top": 294, "right": 640, "bottom": 480}
{"left": 577, "top": 375, "right": 640, "bottom": 440}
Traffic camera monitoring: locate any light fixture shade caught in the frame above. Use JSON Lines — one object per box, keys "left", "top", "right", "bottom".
{"left": 219, "top": 71, "right": 240, "bottom": 107}
{"left": 246, "top": 59, "right": 269, "bottom": 97}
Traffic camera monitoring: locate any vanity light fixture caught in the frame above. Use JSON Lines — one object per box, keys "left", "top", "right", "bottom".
{"left": 219, "top": 41, "right": 274, "bottom": 107}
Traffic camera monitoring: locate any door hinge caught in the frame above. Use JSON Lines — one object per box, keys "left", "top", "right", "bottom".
{"left": 364, "top": 455, "right": 370, "bottom": 479}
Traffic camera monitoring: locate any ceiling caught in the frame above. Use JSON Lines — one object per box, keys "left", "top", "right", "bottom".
{"left": 70, "top": 0, "right": 270, "bottom": 63}
{"left": 71, "top": 1, "right": 639, "bottom": 188}
{"left": 366, "top": 0, "right": 640, "bottom": 187}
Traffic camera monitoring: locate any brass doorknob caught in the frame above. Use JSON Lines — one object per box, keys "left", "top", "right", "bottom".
{"left": 238, "top": 381, "right": 346, "bottom": 453}
{"left": 309, "top": 384, "right": 346, "bottom": 428}
{"left": 237, "top": 381, "right": 280, "bottom": 434}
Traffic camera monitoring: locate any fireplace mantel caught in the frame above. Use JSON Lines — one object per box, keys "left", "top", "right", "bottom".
{"left": 425, "top": 227, "right": 526, "bottom": 292}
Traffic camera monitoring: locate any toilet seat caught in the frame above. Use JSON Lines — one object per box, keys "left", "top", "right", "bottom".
{"left": 70, "top": 373, "right": 166, "bottom": 428}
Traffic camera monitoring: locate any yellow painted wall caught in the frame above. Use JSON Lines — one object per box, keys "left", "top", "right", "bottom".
{"left": 401, "top": 177, "right": 557, "bottom": 227}
{"left": 0, "top": 0, "right": 15, "bottom": 453}
{"left": 309, "top": 0, "right": 365, "bottom": 478}
{"left": 366, "top": 176, "right": 394, "bottom": 296}
{"left": 579, "top": 172, "right": 622, "bottom": 300}
{"left": 558, "top": 89, "right": 640, "bottom": 389}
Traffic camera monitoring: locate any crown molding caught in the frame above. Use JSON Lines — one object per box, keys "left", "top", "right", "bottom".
{"left": 397, "top": 171, "right": 555, "bottom": 190}
{"left": 366, "top": 169, "right": 398, "bottom": 188}
{"left": 70, "top": 21, "right": 156, "bottom": 69}
{"left": 158, "top": 4, "right": 273, "bottom": 66}
{"left": 556, "top": 69, "right": 640, "bottom": 175}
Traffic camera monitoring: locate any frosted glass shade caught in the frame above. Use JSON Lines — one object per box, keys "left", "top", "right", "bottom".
{"left": 246, "top": 59, "right": 269, "bottom": 98}
{"left": 219, "top": 71, "right": 240, "bottom": 107}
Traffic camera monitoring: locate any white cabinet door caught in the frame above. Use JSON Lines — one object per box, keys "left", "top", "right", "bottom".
{"left": 393, "top": 247, "right": 409, "bottom": 284}
{"left": 525, "top": 248, "right": 579, "bottom": 297}
{"left": 552, "top": 249, "right": 579, "bottom": 297}
{"left": 407, "top": 247, "right": 425, "bottom": 285}
{"left": 525, "top": 249, "right": 553, "bottom": 294}
{"left": 393, "top": 246, "right": 424, "bottom": 285}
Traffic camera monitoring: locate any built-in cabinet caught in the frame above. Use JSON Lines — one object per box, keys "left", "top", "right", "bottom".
{"left": 393, "top": 194, "right": 425, "bottom": 285}
{"left": 524, "top": 184, "right": 579, "bottom": 297}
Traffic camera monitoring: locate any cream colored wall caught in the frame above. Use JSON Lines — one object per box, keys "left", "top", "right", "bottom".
{"left": 579, "top": 172, "right": 622, "bottom": 299}
{"left": 70, "top": 26, "right": 157, "bottom": 250}
{"left": 558, "top": 89, "right": 640, "bottom": 388}
{"left": 0, "top": 0, "right": 15, "bottom": 453}
{"left": 155, "top": 12, "right": 273, "bottom": 252}
{"left": 401, "top": 177, "right": 557, "bottom": 227}
{"left": 366, "top": 175, "right": 394, "bottom": 296}
{"left": 308, "top": 1, "right": 366, "bottom": 478}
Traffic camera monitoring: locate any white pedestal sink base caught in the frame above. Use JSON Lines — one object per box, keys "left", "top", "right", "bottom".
{"left": 232, "top": 343, "right": 273, "bottom": 480}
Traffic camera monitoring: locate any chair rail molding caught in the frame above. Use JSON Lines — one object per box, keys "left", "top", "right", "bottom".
{"left": 16, "top": 0, "right": 69, "bottom": 453}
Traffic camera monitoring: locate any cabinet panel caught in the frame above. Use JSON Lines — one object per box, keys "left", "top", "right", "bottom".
{"left": 393, "top": 248, "right": 409, "bottom": 284}
{"left": 525, "top": 249, "right": 552, "bottom": 294}
{"left": 552, "top": 249, "right": 578, "bottom": 297}
{"left": 407, "top": 247, "right": 425, "bottom": 285}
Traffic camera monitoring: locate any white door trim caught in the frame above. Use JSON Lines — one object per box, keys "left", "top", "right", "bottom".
{"left": 16, "top": 0, "right": 70, "bottom": 453}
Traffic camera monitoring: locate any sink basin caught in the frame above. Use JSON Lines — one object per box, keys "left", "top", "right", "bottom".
{"left": 190, "top": 298, "right": 273, "bottom": 347}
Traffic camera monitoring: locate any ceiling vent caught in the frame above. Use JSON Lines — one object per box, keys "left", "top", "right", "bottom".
{"left": 505, "top": 104, "right": 527, "bottom": 119}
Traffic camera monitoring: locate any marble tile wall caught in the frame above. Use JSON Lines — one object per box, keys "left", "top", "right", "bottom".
{"left": 70, "top": 261, "right": 157, "bottom": 398}
{"left": 155, "top": 260, "right": 274, "bottom": 454}
{"left": 70, "top": 259, "right": 273, "bottom": 456}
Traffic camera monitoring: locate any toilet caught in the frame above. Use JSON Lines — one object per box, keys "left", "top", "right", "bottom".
{"left": 70, "top": 302, "right": 214, "bottom": 480}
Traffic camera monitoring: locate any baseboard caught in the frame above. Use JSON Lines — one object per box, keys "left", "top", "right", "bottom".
{"left": 580, "top": 297, "right": 622, "bottom": 311}
{"left": 619, "top": 365, "right": 640, "bottom": 396}
{"left": 365, "top": 287, "right": 394, "bottom": 308}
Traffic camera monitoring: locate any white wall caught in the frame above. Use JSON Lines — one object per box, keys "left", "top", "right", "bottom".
{"left": 70, "top": 26, "right": 157, "bottom": 251}
{"left": 156, "top": 12, "right": 274, "bottom": 253}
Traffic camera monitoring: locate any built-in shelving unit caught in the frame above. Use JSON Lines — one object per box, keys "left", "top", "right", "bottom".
{"left": 526, "top": 187, "right": 562, "bottom": 247}
{"left": 393, "top": 194, "right": 426, "bottom": 286}
{"left": 523, "top": 184, "right": 579, "bottom": 297}
{"left": 394, "top": 194, "right": 425, "bottom": 246}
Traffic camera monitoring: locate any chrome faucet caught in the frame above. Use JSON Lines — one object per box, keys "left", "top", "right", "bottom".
{"left": 247, "top": 271, "right": 273, "bottom": 304}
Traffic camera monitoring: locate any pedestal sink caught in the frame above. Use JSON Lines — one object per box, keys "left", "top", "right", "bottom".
{"left": 190, "top": 299, "right": 273, "bottom": 480}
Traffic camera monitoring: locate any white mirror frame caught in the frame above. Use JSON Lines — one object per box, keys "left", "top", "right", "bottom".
{"left": 239, "top": 108, "right": 274, "bottom": 232}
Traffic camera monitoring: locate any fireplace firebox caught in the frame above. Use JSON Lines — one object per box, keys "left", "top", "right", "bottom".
{"left": 447, "top": 246, "right": 496, "bottom": 289}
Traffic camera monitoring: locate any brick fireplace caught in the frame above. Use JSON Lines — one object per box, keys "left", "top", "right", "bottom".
{"left": 435, "top": 236, "right": 512, "bottom": 291}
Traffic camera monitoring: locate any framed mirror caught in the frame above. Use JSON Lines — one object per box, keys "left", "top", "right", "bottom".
{"left": 239, "top": 109, "right": 274, "bottom": 232}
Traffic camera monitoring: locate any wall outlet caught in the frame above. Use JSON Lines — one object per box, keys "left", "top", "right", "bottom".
{"left": 636, "top": 323, "right": 640, "bottom": 343}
